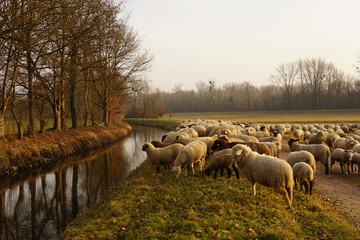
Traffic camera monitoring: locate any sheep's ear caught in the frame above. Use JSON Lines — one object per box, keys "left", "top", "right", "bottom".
{"left": 235, "top": 150, "right": 243, "bottom": 156}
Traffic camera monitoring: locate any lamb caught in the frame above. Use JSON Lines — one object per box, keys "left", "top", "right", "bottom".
{"left": 211, "top": 138, "right": 271, "bottom": 155}
{"left": 142, "top": 142, "right": 184, "bottom": 173}
{"left": 330, "top": 148, "right": 353, "bottom": 175}
{"left": 333, "top": 138, "right": 358, "bottom": 150}
{"left": 204, "top": 149, "right": 240, "bottom": 179}
{"left": 232, "top": 144, "right": 294, "bottom": 208}
{"left": 288, "top": 138, "right": 331, "bottom": 174}
{"left": 286, "top": 150, "right": 316, "bottom": 172}
{"left": 171, "top": 140, "right": 207, "bottom": 177}
{"left": 292, "top": 162, "right": 315, "bottom": 195}
{"left": 309, "top": 131, "right": 325, "bottom": 144}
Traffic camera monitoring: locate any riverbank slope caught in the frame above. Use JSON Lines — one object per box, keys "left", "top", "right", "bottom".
{"left": 0, "top": 122, "right": 132, "bottom": 177}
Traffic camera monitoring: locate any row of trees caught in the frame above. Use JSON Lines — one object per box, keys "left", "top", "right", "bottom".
{"left": 127, "top": 58, "right": 360, "bottom": 116}
{"left": 0, "top": 0, "right": 152, "bottom": 138}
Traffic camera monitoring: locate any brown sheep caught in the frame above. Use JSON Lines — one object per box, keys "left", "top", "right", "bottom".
{"left": 211, "top": 138, "right": 271, "bottom": 156}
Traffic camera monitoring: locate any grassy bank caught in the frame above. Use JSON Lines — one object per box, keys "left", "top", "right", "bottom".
{"left": 61, "top": 159, "right": 360, "bottom": 240}
{"left": 0, "top": 122, "right": 132, "bottom": 177}
{"left": 123, "top": 118, "right": 182, "bottom": 131}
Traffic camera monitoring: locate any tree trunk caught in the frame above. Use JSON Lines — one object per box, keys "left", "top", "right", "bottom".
{"left": 69, "top": 47, "right": 78, "bottom": 129}
{"left": 27, "top": 49, "right": 35, "bottom": 137}
{"left": 0, "top": 110, "right": 5, "bottom": 139}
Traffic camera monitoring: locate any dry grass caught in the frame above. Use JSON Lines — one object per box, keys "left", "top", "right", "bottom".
{"left": 0, "top": 122, "right": 132, "bottom": 177}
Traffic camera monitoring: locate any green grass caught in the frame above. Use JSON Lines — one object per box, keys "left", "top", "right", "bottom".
{"left": 161, "top": 109, "right": 360, "bottom": 123}
{"left": 60, "top": 160, "right": 360, "bottom": 240}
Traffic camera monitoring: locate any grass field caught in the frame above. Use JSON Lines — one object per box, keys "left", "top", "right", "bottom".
{"left": 161, "top": 109, "right": 360, "bottom": 123}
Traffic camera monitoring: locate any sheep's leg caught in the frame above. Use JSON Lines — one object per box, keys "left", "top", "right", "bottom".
{"left": 156, "top": 166, "right": 160, "bottom": 173}
{"left": 303, "top": 179, "right": 310, "bottom": 194}
{"left": 226, "top": 168, "right": 232, "bottom": 178}
{"left": 340, "top": 162, "right": 345, "bottom": 174}
{"left": 214, "top": 169, "right": 219, "bottom": 179}
{"left": 293, "top": 177, "right": 298, "bottom": 190}
{"left": 251, "top": 183, "right": 257, "bottom": 196}
{"left": 220, "top": 168, "right": 225, "bottom": 177}
{"left": 232, "top": 165, "right": 240, "bottom": 179}
{"left": 309, "top": 180, "right": 313, "bottom": 195}
{"left": 191, "top": 163, "right": 195, "bottom": 175}
{"left": 279, "top": 187, "right": 292, "bottom": 208}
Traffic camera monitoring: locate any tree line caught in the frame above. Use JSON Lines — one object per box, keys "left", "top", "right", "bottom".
{"left": 0, "top": 0, "right": 152, "bottom": 138}
{"left": 127, "top": 57, "right": 360, "bottom": 117}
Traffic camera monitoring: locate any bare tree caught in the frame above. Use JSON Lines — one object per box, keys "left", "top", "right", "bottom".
{"left": 270, "top": 61, "right": 298, "bottom": 109}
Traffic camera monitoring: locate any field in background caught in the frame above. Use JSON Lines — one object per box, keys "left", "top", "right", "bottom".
{"left": 162, "top": 109, "right": 360, "bottom": 123}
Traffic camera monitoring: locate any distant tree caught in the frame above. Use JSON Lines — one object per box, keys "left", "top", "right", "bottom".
{"left": 270, "top": 62, "right": 298, "bottom": 109}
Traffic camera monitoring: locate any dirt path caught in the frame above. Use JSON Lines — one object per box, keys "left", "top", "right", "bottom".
{"left": 280, "top": 139, "right": 360, "bottom": 230}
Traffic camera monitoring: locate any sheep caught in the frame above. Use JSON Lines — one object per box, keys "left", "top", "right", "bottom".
{"left": 258, "top": 131, "right": 282, "bottom": 143}
{"left": 303, "top": 131, "right": 311, "bottom": 142}
{"left": 292, "top": 162, "right": 315, "bottom": 195}
{"left": 333, "top": 138, "right": 359, "bottom": 150}
{"left": 204, "top": 149, "right": 240, "bottom": 179}
{"left": 286, "top": 150, "right": 316, "bottom": 172}
{"left": 175, "top": 135, "right": 218, "bottom": 156}
{"left": 142, "top": 142, "right": 184, "bottom": 173}
{"left": 330, "top": 148, "right": 353, "bottom": 175}
{"left": 211, "top": 138, "right": 271, "bottom": 155}
{"left": 151, "top": 140, "right": 186, "bottom": 148}
{"left": 223, "top": 130, "right": 259, "bottom": 143}
{"left": 171, "top": 140, "right": 207, "bottom": 177}
{"left": 352, "top": 144, "right": 360, "bottom": 153}
{"left": 309, "top": 131, "right": 325, "bottom": 144}
{"left": 292, "top": 129, "right": 304, "bottom": 141}
{"left": 232, "top": 144, "right": 294, "bottom": 208}
{"left": 288, "top": 138, "right": 331, "bottom": 174}
{"left": 261, "top": 141, "right": 278, "bottom": 157}
{"left": 250, "top": 126, "right": 270, "bottom": 138}
{"left": 325, "top": 132, "right": 341, "bottom": 150}
{"left": 191, "top": 125, "right": 207, "bottom": 137}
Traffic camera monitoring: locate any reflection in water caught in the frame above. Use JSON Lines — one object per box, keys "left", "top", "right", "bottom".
{"left": 0, "top": 126, "right": 166, "bottom": 240}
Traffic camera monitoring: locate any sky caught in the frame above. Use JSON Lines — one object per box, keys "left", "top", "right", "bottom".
{"left": 125, "top": 0, "right": 360, "bottom": 91}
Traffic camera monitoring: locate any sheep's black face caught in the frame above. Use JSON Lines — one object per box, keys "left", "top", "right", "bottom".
{"left": 204, "top": 168, "right": 211, "bottom": 176}
{"left": 142, "top": 144, "right": 148, "bottom": 151}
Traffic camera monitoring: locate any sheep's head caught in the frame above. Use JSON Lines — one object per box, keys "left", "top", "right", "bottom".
{"left": 142, "top": 143, "right": 150, "bottom": 151}
{"left": 344, "top": 150, "right": 354, "bottom": 162}
{"left": 211, "top": 139, "right": 226, "bottom": 151}
{"left": 232, "top": 144, "right": 251, "bottom": 160}
{"left": 204, "top": 167, "right": 211, "bottom": 176}
{"left": 288, "top": 138, "right": 300, "bottom": 147}
{"left": 171, "top": 166, "right": 181, "bottom": 177}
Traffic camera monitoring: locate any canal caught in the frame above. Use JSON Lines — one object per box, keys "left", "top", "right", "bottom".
{"left": 0, "top": 126, "right": 166, "bottom": 240}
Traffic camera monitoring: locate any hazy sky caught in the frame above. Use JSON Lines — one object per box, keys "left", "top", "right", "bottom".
{"left": 126, "top": 0, "right": 360, "bottom": 91}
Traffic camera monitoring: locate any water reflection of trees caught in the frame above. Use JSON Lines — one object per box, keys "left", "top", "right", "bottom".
{"left": 0, "top": 127, "right": 165, "bottom": 239}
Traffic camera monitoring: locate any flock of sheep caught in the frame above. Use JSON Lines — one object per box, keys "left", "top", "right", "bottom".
{"left": 142, "top": 119, "right": 360, "bottom": 208}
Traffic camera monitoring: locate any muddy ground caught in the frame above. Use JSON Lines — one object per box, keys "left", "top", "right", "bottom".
{"left": 280, "top": 139, "right": 360, "bottom": 230}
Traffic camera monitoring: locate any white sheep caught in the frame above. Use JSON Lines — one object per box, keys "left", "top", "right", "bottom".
{"left": 223, "top": 130, "right": 259, "bottom": 143}
{"left": 325, "top": 132, "right": 341, "bottom": 150}
{"left": 171, "top": 140, "right": 207, "bottom": 177}
{"left": 292, "top": 129, "right": 304, "bottom": 141}
{"left": 175, "top": 135, "right": 218, "bottom": 156}
{"left": 261, "top": 141, "right": 278, "bottom": 157}
{"left": 333, "top": 138, "right": 359, "bottom": 150}
{"left": 352, "top": 144, "right": 360, "bottom": 153}
{"left": 330, "top": 148, "right": 353, "bottom": 175}
{"left": 232, "top": 144, "right": 294, "bottom": 208}
{"left": 258, "top": 131, "right": 282, "bottom": 143}
{"left": 204, "top": 149, "right": 240, "bottom": 179}
{"left": 292, "top": 162, "right": 315, "bottom": 195}
{"left": 309, "top": 131, "right": 325, "bottom": 144}
{"left": 286, "top": 150, "right": 316, "bottom": 172}
{"left": 142, "top": 142, "right": 184, "bottom": 173}
{"left": 288, "top": 138, "right": 331, "bottom": 174}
